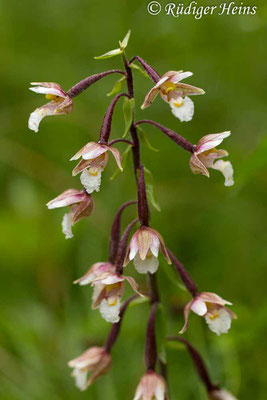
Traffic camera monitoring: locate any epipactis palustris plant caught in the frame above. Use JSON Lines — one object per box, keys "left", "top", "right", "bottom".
{"left": 28, "top": 31, "right": 238, "bottom": 398}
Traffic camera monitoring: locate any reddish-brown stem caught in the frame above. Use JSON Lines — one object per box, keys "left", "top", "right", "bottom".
{"left": 115, "top": 218, "right": 138, "bottom": 275}
{"left": 67, "top": 70, "right": 125, "bottom": 98}
{"left": 105, "top": 295, "right": 139, "bottom": 352}
{"left": 145, "top": 302, "right": 158, "bottom": 371}
{"left": 167, "top": 249, "right": 199, "bottom": 297}
{"left": 137, "top": 166, "right": 149, "bottom": 227}
{"left": 99, "top": 93, "right": 130, "bottom": 144}
{"left": 122, "top": 53, "right": 134, "bottom": 98}
{"left": 109, "top": 201, "right": 137, "bottom": 264}
{"left": 129, "top": 56, "right": 161, "bottom": 83}
{"left": 135, "top": 120, "right": 195, "bottom": 153}
{"left": 108, "top": 138, "right": 133, "bottom": 146}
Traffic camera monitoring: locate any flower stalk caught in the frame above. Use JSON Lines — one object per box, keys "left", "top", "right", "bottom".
{"left": 67, "top": 70, "right": 125, "bottom": 98}
{"left": 109, "top": 200, "right": 137, "bottom": 264}
{"left": 135, "top": 119, "right": 195, "bottom": 153}
{"left": 145, "top": 302, "right": 158, "bottom": 371}
{"left": 167, "top": 249, "right": 199, "bottom": 297}
{"left": 99, "top": 93, "right": 130, "bottom": 144}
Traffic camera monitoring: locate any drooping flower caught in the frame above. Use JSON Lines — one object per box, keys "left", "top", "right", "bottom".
{"left": 141, "top": 70, "right": 204, "bottom": 122}
{"left": 134, "top": 371, "right": 168, "bottom": 400}
{"left": 124, "top": 226, "right": 171, "bottom": 274}
{"left": 75, "top": 263, "right": 141, "bottom": 323}
{"left": 208, "top": 388, "right": 238, "bottom": 400}
{"left": 46, "top": 189, "right": 94, "bottom": 239}
{"left": 180, "top": 292, "right": 237, "bottom": 336}
{"left": 28, "top": 82, "right": 73, "bottom": 132}
{"left": 190, "top": 131, "right": 234, "bottom": 186}
{"left": 71, "top": 142, "right": 123, "bottom": 194}
{"left": 68, "top": 346, "right": 111, "bottom": 391}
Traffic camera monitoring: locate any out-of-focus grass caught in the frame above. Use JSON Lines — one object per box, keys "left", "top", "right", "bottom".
{"left": 0, "top": 0, "right": 266, "bottom": 399}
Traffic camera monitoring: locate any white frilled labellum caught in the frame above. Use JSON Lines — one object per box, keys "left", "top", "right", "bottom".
{"left": 133, "top": 252, "right": 159, "bottom": 274}
{"left": 72, "top": 368, "right": 88, "bottom": 391}
{"left": 28, "top": 107, "right": 54, "bottom": 133}
{"left": 170, "top": 96, "right": 194, "bottom": 122}
{"left": 213, "top": 160, "right": 234, "bottom": 187}
{"left": 99, "top": 298, "right": 121, "bottom": 323}
{"left": 62, "top": 213, "right": 73, "bottom": 239}
{"left": 205, "top": 308, "right": 232, "bottom": 335}
{"left": 80, "top": 169, "right": 102, "bottom": 194}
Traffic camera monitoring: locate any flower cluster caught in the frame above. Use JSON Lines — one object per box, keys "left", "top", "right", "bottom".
{"left": 28, "top": 31, "right": 238, "bottom": 399}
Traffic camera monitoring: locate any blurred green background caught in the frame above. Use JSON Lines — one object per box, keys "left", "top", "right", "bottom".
{"left": 0, "top": 0, "right": 266, "bottom": 398}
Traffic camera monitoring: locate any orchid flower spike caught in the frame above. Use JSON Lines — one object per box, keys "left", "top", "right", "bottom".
{"left": 180, "top": 292, "right": 237, "bottom": 336}
{"left": 124, "top": 226, "right": 171, "bottom": 274}
{"left": 190, "top": 131, "right": 234, "bottom": 186}
{"left": 134, "top": 371, "right": 168, "bottom": 400}
{"left": 28, "top": 82, "right": 73, "bottom": 132}
{"left": 71, "top": 142, "right": 123, "bottom": 194}
{"left": 141, "top": 70, "right": 204, "bottom": 122}
{"left": 68, "top": 346, "right": 111, "bottom": 391}
{"left": 208, "top": 388, "right": 238, "bottom": 400}
{"left": 74, "top": 262, "right": 141, "bottom": 323}
{"left": 46, "top": 189, "right": 94, "bottom": 239}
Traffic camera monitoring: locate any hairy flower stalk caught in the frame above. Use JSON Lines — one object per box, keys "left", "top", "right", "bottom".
{"left": 109, "top": 200, "right": 137, "bottom": 264}
{"left": 135, "top": 120, "right": 195, "bottom": 153}
{"left": 167, "top": 249, "right": 198, "bottom": 297}
{"left": 145, "top": 302, "right": 158, "bottom": 371}
{"left": 115, "top": 218, "right": 139, "bottom": 275}
{"left": 167, "top": 337, "right": 238, "bottom": 399}
{"left": 99, "top": 93, "right": 130, "bottom": 144}
{"left": 138, "top": 166, "right": 150, "bottom": 227}
{"left": 129, "top": 56, "right": 161, "bottom": 83}
{"left": 31, "top": 31, "right": 237, "bottom": 397}
{"left": 67, "top": 70, "right": 125, "bottom": 98}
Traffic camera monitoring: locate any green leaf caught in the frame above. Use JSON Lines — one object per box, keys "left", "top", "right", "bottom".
{"left": 110, "top": 145, "right": 132, "bottom": 180}
{"left": 94, "top": 48, "right": 123, "bottom": 60}
{"left": 107, "top": 76, "right": 126, "bottom": 97}
{"left": 137, "top": 126, "right": 159, "bottom": 152}
{"left": 119, "top": 29, "right": 131, "bottom": 50}
{"left": 166, "top": 341, "right": 185, "bottom": 351}
{"left": 143, "top": 166, "right": 161, "bottom": 212}
{"left": 155, "top": 304, "right": 167, "bottom": 364}
{"left": 122, "top": 98, "right": 135, "bottom": 138}
{"left": 129, "top": 63, "right": 149, "bottom": 79}
{"left": 128, "top": 296, "right": 150, "bottom": 308}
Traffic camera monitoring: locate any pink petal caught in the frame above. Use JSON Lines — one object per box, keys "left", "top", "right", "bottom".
{"left": 196, "top": 131, "right": 231, "bottom": 154}
{"left": 198, "top": 292, "right": 232, "bottom": 306}
{"left": 179, "top": 299, "right": 194, "bottom": 334}
{"left": 46, "top": 189, "right": 84, "bottom": 209}
{"left": 70, "top": 142, "right": 107, "bottom": 161}
{"left": 191, "top": 299, "right": 207, "bottom": 316}
{"left": 141, "top": 86, "right": 160, "bottom": 109}
{"left": 124, "top": 276, "right": 143, "bottom": 296}
{"left": 189, "top": 153, "right": 209, "bottom": 177}
{"left": 108, "top": 147, "right": 123, "bottom": 170}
